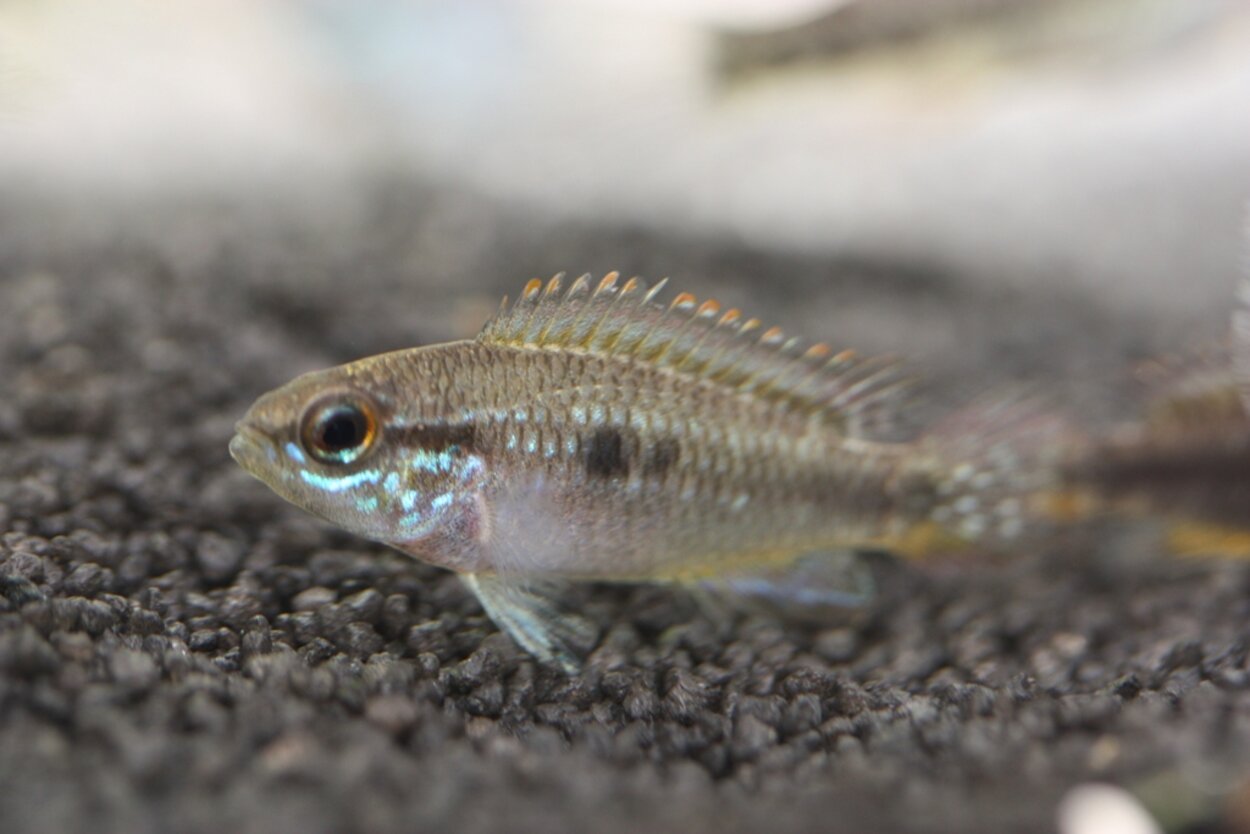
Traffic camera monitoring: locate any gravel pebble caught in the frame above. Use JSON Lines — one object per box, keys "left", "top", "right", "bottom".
{"left": 0, "top": 187, "right": 1244, "bottom": 834}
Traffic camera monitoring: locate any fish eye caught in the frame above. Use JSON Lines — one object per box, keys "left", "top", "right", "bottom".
{"left": 300, "top": 393, "right": 379, "bottom": 465}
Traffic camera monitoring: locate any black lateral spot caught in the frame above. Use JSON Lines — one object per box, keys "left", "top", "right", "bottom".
{"left": 585, "top": 428, "right": 629, "bottom": 479}
{"left": 645, "top": 437, "right": 680, "bottom": 476}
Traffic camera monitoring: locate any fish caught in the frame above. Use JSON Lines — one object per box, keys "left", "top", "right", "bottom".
{"left": 1235, "top": 252, "right": 1250, "bottom": 413}
{"left": 1055, "top": 351, "right": 1250, "bottom": 531}
{"left": 1052, "top": 264, "right": 1250, "bottom": 551}
{"left": 230, "top": 273, "right": 1054, "bottom": 670}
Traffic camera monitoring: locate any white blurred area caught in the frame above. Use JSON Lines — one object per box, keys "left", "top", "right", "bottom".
{"left": 2, "top": 0, "right": 1249, "bottom": 315}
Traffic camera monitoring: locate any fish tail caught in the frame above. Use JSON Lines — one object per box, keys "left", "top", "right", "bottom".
{"left": 905, "top": 393, "right": 1074, "bottom": 557}
{"left": 912, "top": 396, "right": 1250, "bottom": 560}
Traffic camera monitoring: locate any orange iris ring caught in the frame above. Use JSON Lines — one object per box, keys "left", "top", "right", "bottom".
{"left": 299, "top": 390, "right": 381, "bottom": 466}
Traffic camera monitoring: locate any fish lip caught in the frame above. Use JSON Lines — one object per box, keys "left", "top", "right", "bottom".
{"left": 229, "top": 421, "right": 274, "bottom": 468}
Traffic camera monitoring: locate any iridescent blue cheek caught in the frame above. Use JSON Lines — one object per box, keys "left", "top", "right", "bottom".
{"left": 368, "top": 448, "right": 488, "bottom": 540}
{"left": 298, "top": 468, "right": 383, "bottom": 493}
{"left": 284, "top": 442, "right": 307, "bottom": 465}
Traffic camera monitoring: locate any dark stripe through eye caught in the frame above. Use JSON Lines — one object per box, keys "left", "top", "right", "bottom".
{"left": 390, "top": 423, "right": 478, "bottom": 452}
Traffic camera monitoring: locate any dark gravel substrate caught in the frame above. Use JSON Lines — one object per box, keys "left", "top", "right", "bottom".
{"left": 1, "top": 184, "right": 1248, "bottom": 834}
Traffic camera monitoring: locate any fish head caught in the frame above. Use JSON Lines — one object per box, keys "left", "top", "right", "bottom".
{"left": 230, "top": 353, "right": 488, "bottom": 567}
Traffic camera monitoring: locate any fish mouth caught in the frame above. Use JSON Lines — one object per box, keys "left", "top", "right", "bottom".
{"left": 229, "top": 421, "right": 276, "bottom": 473}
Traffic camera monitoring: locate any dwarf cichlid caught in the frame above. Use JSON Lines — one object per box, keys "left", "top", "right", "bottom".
{"left": 1057, "top": 352, "right": 1250, "bottom": 529}
{"left": 230, "top": 274, "right": 1050, "bottom": 669}
{"left": 1053, "top": 270, "right": 1250, "bottom": 555}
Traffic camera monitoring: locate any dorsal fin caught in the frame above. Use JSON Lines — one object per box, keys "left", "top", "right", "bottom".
{"left": 1133, "top": 346, "right": 1245, "bottom": 435}
{"left": 478, "top": 273, "right": 912, "bottom": 436}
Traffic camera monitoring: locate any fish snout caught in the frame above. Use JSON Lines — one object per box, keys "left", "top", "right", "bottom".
{"left": 229, "top": 421, "right": 277, "bottom": 472}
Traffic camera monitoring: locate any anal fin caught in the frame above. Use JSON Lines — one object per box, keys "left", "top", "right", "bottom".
{"left": 461, "top": 573, "right": 600, "bottom": 673}
{"left": 697, "top": 550, "right": 879, "bottom": 624}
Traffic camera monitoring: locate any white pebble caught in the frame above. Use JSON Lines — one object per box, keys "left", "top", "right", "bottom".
{"left": 1056, "top": 783, "right": 1162, "bottom": 834}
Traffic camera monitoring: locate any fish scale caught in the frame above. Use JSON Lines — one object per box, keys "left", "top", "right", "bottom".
{"left": 231, "top": 273, "right": 1041, "bottom": 669}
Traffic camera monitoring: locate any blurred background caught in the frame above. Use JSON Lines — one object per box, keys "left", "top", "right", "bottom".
{"left": 3, "top": 0, "right": 1248, "bottom": 327}
{"left": 3, "top": 5, "right": 1250, "bottom": 833}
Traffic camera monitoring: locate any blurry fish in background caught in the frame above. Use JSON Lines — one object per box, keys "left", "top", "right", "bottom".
{"left": 1055, "top": 237, "right": 1250, "bottom": 554}
{"left": 1057, "top": 349, "right": 1250, "bottom": 543}
{"left": 714, "top": 0, "right": 1239, "bottom": 77}
{"left": 572, "top": 0, "right": 847, "bottom": 29}
{"left": 1233, "top": 216, "right": 1250, "bottom": 413}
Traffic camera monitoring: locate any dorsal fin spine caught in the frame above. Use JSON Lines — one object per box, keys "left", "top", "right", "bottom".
{"left": 711, "top": 319, "right": 764, "bottom": 388}
{"left": 669, "top": 300, "right": 722, "bottom": 372}
{"left": 640, "top": 293, "right": 697, "bottom": 364}
{"left": 610, "top": 279, "right": 655, "bottom": 355}
{"left": 596, "top": 272, "right": 621, "bottom": 296}
{"left": 784, "top": 345, "right": 836, "bottom": 402}
{"left": 478, "top": 273, "right": 911, "bottom": 437}
{"left": 736, "top": 328, "right": 789, "bottom": 396}
{"left": 516, "top": 274, "right": 559, "bottom": 344}
{"left": 827, "top": 360, "right": 890, "bottom": 407}
{"left": 703, "top": 317, "right": 760, "bottom": 386}
{"left": 531, "top": 275, "right": 567, "bottom": 344}
{"left": 641, "top": 278, "right": 669, "bottom": 306}
{"left": 592, "top": 275, "right": 645, "bottom": 355}
{"left": 552, "top": 273, "right": 595, "bottom": 347}
{"left": 761, "top": 327, "right": 785, "bottom": 346}
{"left": 783, "top": 353, "right": 835, "bottom": 408}
{"left": 583, "top": 274, "right": 632, "bottom": 351}
{"left": 754, "top": 337, "right": 807, "bottom": 399}
{"left": 679, "top": 303, "right": 743, "bottom": 376}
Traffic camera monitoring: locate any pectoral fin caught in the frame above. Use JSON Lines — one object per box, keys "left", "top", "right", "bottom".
{"left": 461, "top": 573, "right": 600, "bottom": 673}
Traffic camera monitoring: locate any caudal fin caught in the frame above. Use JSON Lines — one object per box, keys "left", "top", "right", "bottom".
{"left": 918, "top": 393, "right": 1074, "bottom": 551}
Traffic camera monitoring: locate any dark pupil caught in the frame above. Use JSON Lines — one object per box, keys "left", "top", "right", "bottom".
{"left": 319, "top": 409, "right": 365, "bottom": 451}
